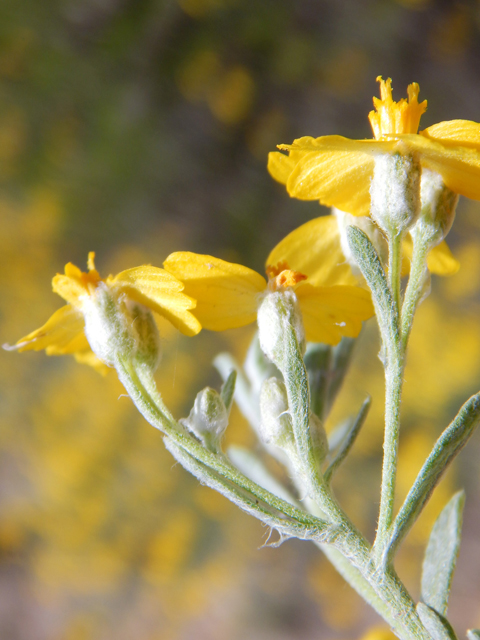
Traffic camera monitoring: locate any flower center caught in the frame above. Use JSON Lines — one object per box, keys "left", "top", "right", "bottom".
{"left": 266, "top": 261, "right": 307, "bottom": 292}
{"left": 368, "top": 76, "right": 427, "bottom": 140}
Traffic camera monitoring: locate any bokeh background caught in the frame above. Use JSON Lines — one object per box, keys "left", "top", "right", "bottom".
{"left": 2, "top": 0, "right": 480, "bottom": 638}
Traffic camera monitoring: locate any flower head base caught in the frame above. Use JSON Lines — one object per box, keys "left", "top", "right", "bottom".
{"left": 369, "top": 77, "right": 427, "bottom": 140}
{"left": 7, "top": 253, "right": 201, "bottom": 373}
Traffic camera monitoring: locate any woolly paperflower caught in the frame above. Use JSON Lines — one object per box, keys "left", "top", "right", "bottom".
{"left": 7, "top": 253, "right": 201, "bottom": 372}
{"left": 163, "top": 231, "right": 373, "bottom": 346}
{"left": 268, "top": 77, "right": 480, "bottom": 217}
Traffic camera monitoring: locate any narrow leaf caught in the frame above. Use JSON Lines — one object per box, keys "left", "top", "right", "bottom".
{"left": 346, "top": 226, "right": 399, "bottom": 345}
{"left": 421, "top": 491, "right": 465, "bottom": 616}
{"left": 228, "top": 445, "right": 297, "bottom": 505}
{"left": 416, "top": 602, "right": 458, "bottom": 640}
{"left": 326, "top": 337, "right": 356, "bottom": 417}
{"left": 385, "top": 392, "right": 480, "bottom": 564}
{"left": 324, "top": 396, "right": 371, "bottom": 484}
{"left": 304, "top": 343, "right": 332, "bottom": 420}
{"left": 220, "top": 368, "right": 237, "bottom": 415}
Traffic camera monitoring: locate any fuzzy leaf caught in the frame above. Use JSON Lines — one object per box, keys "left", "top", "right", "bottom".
{"left": 324, "top": 396, "right": 371, "bottom": 484}
{"left": 416, "top": 603, "right": 458, "bottom": 640}
{"left": 228, "top": 445, "right": 296, "bottom": 505}
{"left": 346, "top": 225, "right": 399, "bottom": 345}
{"left": 220, "top": 368, "right": 237, "bottom": 415}
{"left": 384, "top": 392, "right": 480, "bottom": 564}
{"left": 421, "top": 491, "right": 465, "bottom": 616}
{"left": 304, "top": 343, "right": 332, "bottom": 420}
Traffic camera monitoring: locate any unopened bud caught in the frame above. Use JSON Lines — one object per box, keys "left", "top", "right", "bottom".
{"left": 257, "top": 289, "right": 305, "bottom": 366}
{"left": 182, "top": 387, "right": 228, "bottom": 452}
{"left": 258, "top": 377, "right": 293, "bottom": 449}
{"left": 127, "top": 302, "right": 162, "bottom": 374}
{"left": 370, "top": 151, "right": 421, "bottom": 236}
{"left": 244, "top": 333, "right": 279, "bottom": 393}
{"left": 412, "top": 168, "right": 458, "bottom": 247}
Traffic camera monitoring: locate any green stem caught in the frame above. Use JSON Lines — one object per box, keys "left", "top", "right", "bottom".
{"left": 374, "top": 232, "right": 405, "bottom": 560}
{"left": 374, "top": 342, "right": 404, "bottom": 560}
{"left": 116, "top": 358, "right": 326, "bottom": 530}
{"left": 388, "top": 232, "right": 403, "bottom": 313}
{"left": 117, "top": 357, "right": 432, "bottom": 639}
{"left": 401, "top": 234, "right": 429, "bottom": 351}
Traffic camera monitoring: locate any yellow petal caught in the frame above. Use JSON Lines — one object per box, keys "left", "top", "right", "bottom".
{"left": 52, "top": 268, "right": 87, "bottom": 307}
{"left": 296, "top": 283, "right": 374, "bottom": 345}
{"left": 267, "top": 215, "right": 357, "bottom": 287}
{"left": 113, "top": 266, "right": 202, "bottom": 337}
{"left": 400, "top": 133, "right": 480, "bottom": 201}
{"left": 267, "top": 151, "right": 298, "bottom": 185}
{"left": 427, "top": 241, "right": 460, "bottom": 276}
{"left": 163, "top": 252, "right": 266, "bottom": 331}
{"left": 74, "top": 350, "right": 110, "bottom": 375}
{"left": 402, "top": 236, "right": 459, "bottom": 276}
{"left": 421, "top": 120, "right": 480, "bottom": 149}
{"left": 12, "top": 305, "right": 86, "bottom": 353}
{"left": 281, "top": 136, "right": 383, "bottom": 216}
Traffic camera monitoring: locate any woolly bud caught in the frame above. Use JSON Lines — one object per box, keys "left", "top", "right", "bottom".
{"left": 244, "top": 333, "right": 279, "bottom": 394}
{"left": 258, "top": 377, "right": 293, "bottom": 449}
{"left": 127, "top": 302, "right": 162, "bottom": 374}
{"left": 370, "top": 151, "right": 421, "bottom": 236}
{"left": 413, "top": 168, "right": 458, "bottom": 247}
{"left": 182, "top": 387, "right": 228, "bottom": 452}
{"left": 257, "top": 289, "right": 305, "bottom": 366}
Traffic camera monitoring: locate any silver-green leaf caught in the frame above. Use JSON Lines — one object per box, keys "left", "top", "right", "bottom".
{"left": 416, "top": 602, "right": 458, "bottom": 640}
{"left": 467, "top": 630, "right": 480, "bottom": 640}
{"left": 421, "top": 491, "right": 465, "bottom": 616}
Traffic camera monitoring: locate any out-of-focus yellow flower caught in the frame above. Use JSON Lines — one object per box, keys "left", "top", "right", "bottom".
{"left": 164, "top": 230, "right": 373, "bottom": 345}
{"left": 268, "top": 77, "right": 480, "bottom": 216}
{"left": 7, "top": 252, "right": 201, "bottom": 371}
{"left": 358, "top": 626, "right": 397, "bottom": 640}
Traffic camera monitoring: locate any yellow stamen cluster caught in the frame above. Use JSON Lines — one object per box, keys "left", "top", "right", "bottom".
{"left": 266, "top": 261, "right": 307, "bottom": 292}
{"left": 368, "top": 77, "right": 427, "bottom": 140}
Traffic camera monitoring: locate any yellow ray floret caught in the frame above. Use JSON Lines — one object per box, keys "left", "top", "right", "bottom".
{"left": 8, "top": 252, "right": 201, "bottom": 371}
{"left": 164, "top": 243, "right": 374, "bottom": 345}
{"left": 269, "top": 77, "right": 480, "bottom": 217}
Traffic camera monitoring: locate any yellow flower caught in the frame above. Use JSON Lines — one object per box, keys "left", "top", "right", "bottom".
{"left": 268, "top": 77, "right": 480, "bottom": 217}
{"left": 7, "top": 252, "right": 201, "bottom": 372}
{"left": 163, "top": 229, "right": 373, "bottom": 345}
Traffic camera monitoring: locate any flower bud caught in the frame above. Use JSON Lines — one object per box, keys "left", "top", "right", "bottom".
{"left": 244, "top": 333, "right": 279, "bottom": 394}
{"left": 370, "top": 151, "right": 421, "bottom": 236}
{"left": 258, "top": 377, "right": 293, "bottom": 450}
{"left": 182, "top": 387, "right": 228, "bottom": 452}
{"left": 257, "top": 289, "right": 305, "bottom": 366}
{"left": 412, "top": 168, "right": 458, "bottom": 247}
{"left": 127, "top": 302, "right": 162, "bottom": 374}
{"left": 82, "top": 282, "right": 134, "bottom": 366}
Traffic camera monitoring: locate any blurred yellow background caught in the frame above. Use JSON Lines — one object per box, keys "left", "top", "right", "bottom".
{"left": 1, "top": 0, "right": 480, "bottom": 638}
